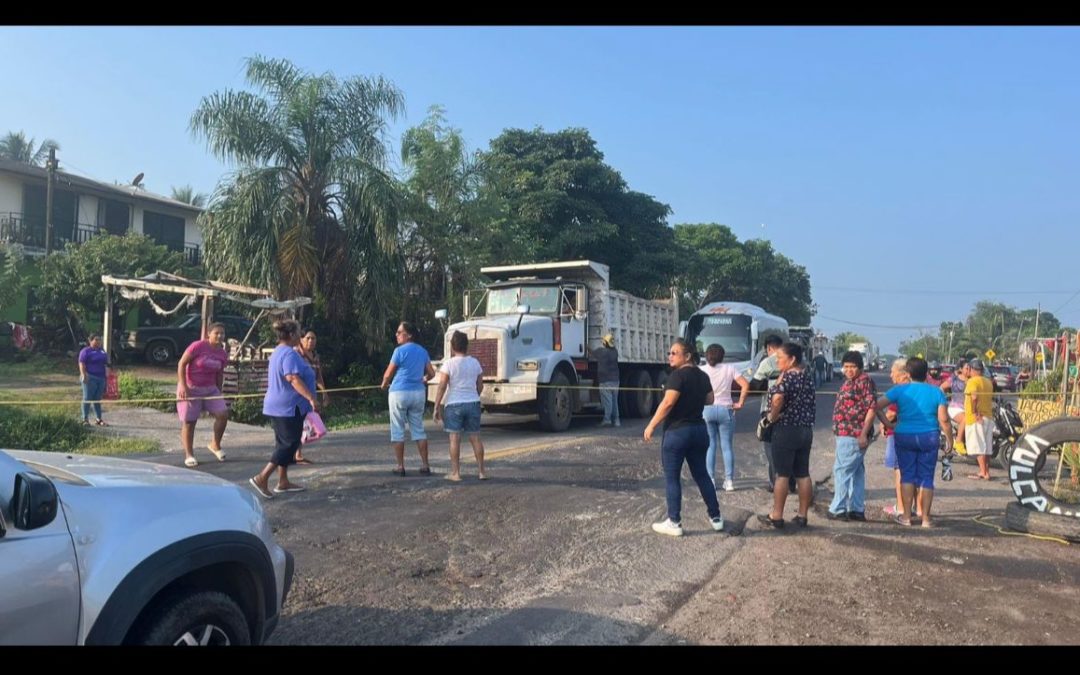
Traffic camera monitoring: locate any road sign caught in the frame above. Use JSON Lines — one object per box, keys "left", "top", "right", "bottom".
{"left": 1035, "top": 352, "right": 1044, "bottom": 362}
{"left": 985, "top": 349, "right": 996, "bottom": 361}
{"left": 1070, "top": 365, "right": 1078, "bottom": 379}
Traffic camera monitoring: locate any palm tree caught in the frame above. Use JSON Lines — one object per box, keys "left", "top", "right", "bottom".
{"left": 0, "top": 131, "right": 60, "bottom": 166}
{"left": 170, "top": 185, "right": 207, "bottom": 208}
{"left": 190, "top": 55, "right": 405, "bottom": 343}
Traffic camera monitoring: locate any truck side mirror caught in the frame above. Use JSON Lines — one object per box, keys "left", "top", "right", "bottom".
{"left": 512, "top": 304, "right": 530, "bottom": 338}
{"left": 751, "top": 324, "right": 759, "bottom": 341}
{"left": 463, "top": 292, "right": 472, "bottom": 319}
{"left": 574, "top": 288, "right": 587, "bottom": 313}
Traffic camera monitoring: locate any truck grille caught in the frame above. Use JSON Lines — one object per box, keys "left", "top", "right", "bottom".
{"left": 471, "top": 338, "right": 498, "bottom": 377}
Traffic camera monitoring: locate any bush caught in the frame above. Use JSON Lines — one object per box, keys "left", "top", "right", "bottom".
{"left": 118, "top": 373, "right": 175, "bottom": 413}
{"left": 227, "top": 396, "right": 266, "bottom": 426}
{"left": 0, "top": 405, "right": 88, "bottom": 452}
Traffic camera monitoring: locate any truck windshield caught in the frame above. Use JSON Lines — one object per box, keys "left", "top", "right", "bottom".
{"left": 487, "top": 286, "right": 560, "bottom": 315}
{"left": 686, "top": 314, "right": 753, "bottom": 362}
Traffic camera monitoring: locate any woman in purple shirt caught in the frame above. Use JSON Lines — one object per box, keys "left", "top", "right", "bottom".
{"left": 78, "top": 334, "right": 109, "bottom": 426}
{"left": 249, "top": 319, "right": 319, "bottom": 499}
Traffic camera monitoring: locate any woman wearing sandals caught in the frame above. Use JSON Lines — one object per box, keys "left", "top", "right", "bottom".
{"left": 432, "top": 331, "right": 487, "bottom": 481}
{"left": 758, "top": 342, "right": 816, "bottom": 530}
{"left": 249, "top": 319, "right": 318, "bottom": 499}
{"left": 176, "top": 322, "right": 230, "bottom": 468}
{"left": 78, "top": 334, "right": 109, "bottom": 427}
{"left": 380, "top": 321, "right": 436, "bottom": 477}
{"left": 871, "top": 356, "right": 951, "bottom": 528}
{"left": 644, "top": 339, "right": 724, "bottom": 537}
{"left": 293, "top": 330, "right": 328, "bottom": 465}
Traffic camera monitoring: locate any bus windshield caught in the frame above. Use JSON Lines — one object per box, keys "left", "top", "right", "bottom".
{"left": 686, "top": 314, "right": 753, "bottom": 363}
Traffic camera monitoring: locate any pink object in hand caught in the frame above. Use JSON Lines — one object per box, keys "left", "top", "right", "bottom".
{"left": 301, "top": 411, "right": 327, "bottom": 444}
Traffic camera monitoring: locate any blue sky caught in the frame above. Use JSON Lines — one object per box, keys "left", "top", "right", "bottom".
{"left": 3, "top": 26, "right": 1078, "bottom": 353}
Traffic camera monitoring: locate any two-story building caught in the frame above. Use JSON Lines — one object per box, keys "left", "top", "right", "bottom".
{"left": 0, "top": 158, "right": 203, "bottom": 262}
{"left": 0, "top": 158, "right": 204, "bottom": 326}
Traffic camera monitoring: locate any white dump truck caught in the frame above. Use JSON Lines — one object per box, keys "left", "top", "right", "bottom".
{"left": 430, "top": 260, "right": 679, "bottom": 431}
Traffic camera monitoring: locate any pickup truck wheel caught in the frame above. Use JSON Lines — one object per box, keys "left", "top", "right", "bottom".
{"left": 145, "top": 340, "right": 175, "bottom": 365}
{"left": 132, "top": 590, "right": 251, "bottom": 646}
{"left": 538, "top": 371, "right": 573, "bottom": 432}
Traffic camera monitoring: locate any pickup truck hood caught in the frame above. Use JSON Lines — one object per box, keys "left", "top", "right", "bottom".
{"left": 7, "top": 450, "right": 227, "bottom": 489}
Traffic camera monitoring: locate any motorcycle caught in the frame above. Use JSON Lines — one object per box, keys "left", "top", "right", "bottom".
{"left": 939, "top": 398, "right": 1030, "bottom": 478}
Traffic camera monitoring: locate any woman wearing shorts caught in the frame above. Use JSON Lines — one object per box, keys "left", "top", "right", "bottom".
{"left": 433, "top": 331, "right": 487, "bottom": 481}
{"left": 759, "top": 342, "right": 816, "bottom": 529}
{"left": 176, "top": 322, "right": 230, "bottom": 468}
{"left": 381, "top": 321, "right": 436, "bottom": 476}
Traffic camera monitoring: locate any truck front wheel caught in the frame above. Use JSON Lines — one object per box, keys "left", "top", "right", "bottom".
{"left": 538, "top": 371, "right": 574, "bottom": 432}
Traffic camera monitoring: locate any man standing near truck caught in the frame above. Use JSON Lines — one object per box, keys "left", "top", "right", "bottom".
{"left": 595, "top": 333, "right": 621, "bottom": 427}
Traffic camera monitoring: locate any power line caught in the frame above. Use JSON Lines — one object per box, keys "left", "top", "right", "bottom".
{"left": 1053, "top": 288, "right": 1080, "bottom": 315}
{"left": 815, "top": 315, "right": 939, "bottom": 330}
{"left": 816, "top": 286, "right": 1076, "bottom": 296}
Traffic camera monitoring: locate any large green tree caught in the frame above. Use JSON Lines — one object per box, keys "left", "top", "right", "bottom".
{"left": 900, "top": 302, "right": 1065, "bottom": 363}
{"left": 395, "top": 106, "right": 492, "bottom": 341}
{"left": 477, "top": 127, "right": 678, "bottom": 298}
{"left": 0, "top": 131, "right": 59, "bottom": 166}
{"left": 35, "top": 233, "right": 191, "bottom": 328}
{"left": 191, "top": 55, "right": 405, "bottom": 348}
{"left": 673, "top": 223, "right": 814, "bottom": 323}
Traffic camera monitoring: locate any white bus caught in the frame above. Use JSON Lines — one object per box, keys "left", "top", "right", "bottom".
{"left": 682, "top": 302, "right": 789, "bottom": 378}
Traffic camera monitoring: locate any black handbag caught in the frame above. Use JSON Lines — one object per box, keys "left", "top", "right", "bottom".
{"left": 756, "top": 413, "right": 774, "bottom": 442}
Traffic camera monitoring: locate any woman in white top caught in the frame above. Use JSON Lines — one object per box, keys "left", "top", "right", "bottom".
{"left": 433, "top": 331, "right": 487, "bottom": 481}
{"left": 700, "top": 343, "right": 749, "bottom": 491}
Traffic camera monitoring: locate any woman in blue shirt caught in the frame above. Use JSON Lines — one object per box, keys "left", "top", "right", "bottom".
{"left": 872, "top": 356, "right": 952, "bottom": 527}
{"left": 381, "top": 321, "right": 436, "bottom": 477}
{"left": 249, "top": 319, "right": 318, "bottom": 499}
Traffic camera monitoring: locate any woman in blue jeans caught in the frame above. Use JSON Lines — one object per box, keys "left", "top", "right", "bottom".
{"left": 700, "top": 344, "right": 749, "bottom": 491}
{"left": 78, "top": 334, "right": 109, "bottom": 426}
{"left": 644, "top": 339, "right": 724, "bottom": 537}
{"left": 381, "top": 321, "right": 436, "bottom": 477}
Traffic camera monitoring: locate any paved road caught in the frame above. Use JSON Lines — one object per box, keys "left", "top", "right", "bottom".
{"left": 106, "top": 372, "right": 1080, "bottom": 644}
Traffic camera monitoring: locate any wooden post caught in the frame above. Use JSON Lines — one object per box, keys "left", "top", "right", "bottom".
{"left": 201, "top": 293, "right": 213, "bottom": 341}
{"left": 1053, "top": 332, "right": 1071, "bottom": 496}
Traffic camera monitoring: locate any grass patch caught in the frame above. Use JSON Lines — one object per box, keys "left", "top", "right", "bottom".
{"left": 76, "top": 436, "right": 160, "bottom": 456}
{"left": 325, "top": 408, "right": 390, "bottom": 430}
{"left": 0, "top": 353, "right": 73, "bottom": 378}
{"left": 118, "top": 373, "right": 174, "bottom": 413}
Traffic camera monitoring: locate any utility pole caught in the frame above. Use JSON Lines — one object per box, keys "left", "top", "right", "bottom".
{"left": 44, "top": 147, "right": 57, "bottom": 254}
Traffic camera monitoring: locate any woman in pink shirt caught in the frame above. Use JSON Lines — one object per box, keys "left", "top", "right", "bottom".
{"left": 176, "top": 322, "right": 230, "bottom": 468}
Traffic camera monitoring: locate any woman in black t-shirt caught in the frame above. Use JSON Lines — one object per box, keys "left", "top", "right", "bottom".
{"left": 759, "top": 342, "right": 817, "bottom": 529}
{"left": 644, "top": 339, "right": 725, "bottom": 537}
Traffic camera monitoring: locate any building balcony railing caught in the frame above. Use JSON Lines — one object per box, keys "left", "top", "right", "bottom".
{"left": 0, "top": 212, "right": 202, "bottom": 266}
{"left": 1, "top": 212, "right": 101, "bottom": 249}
